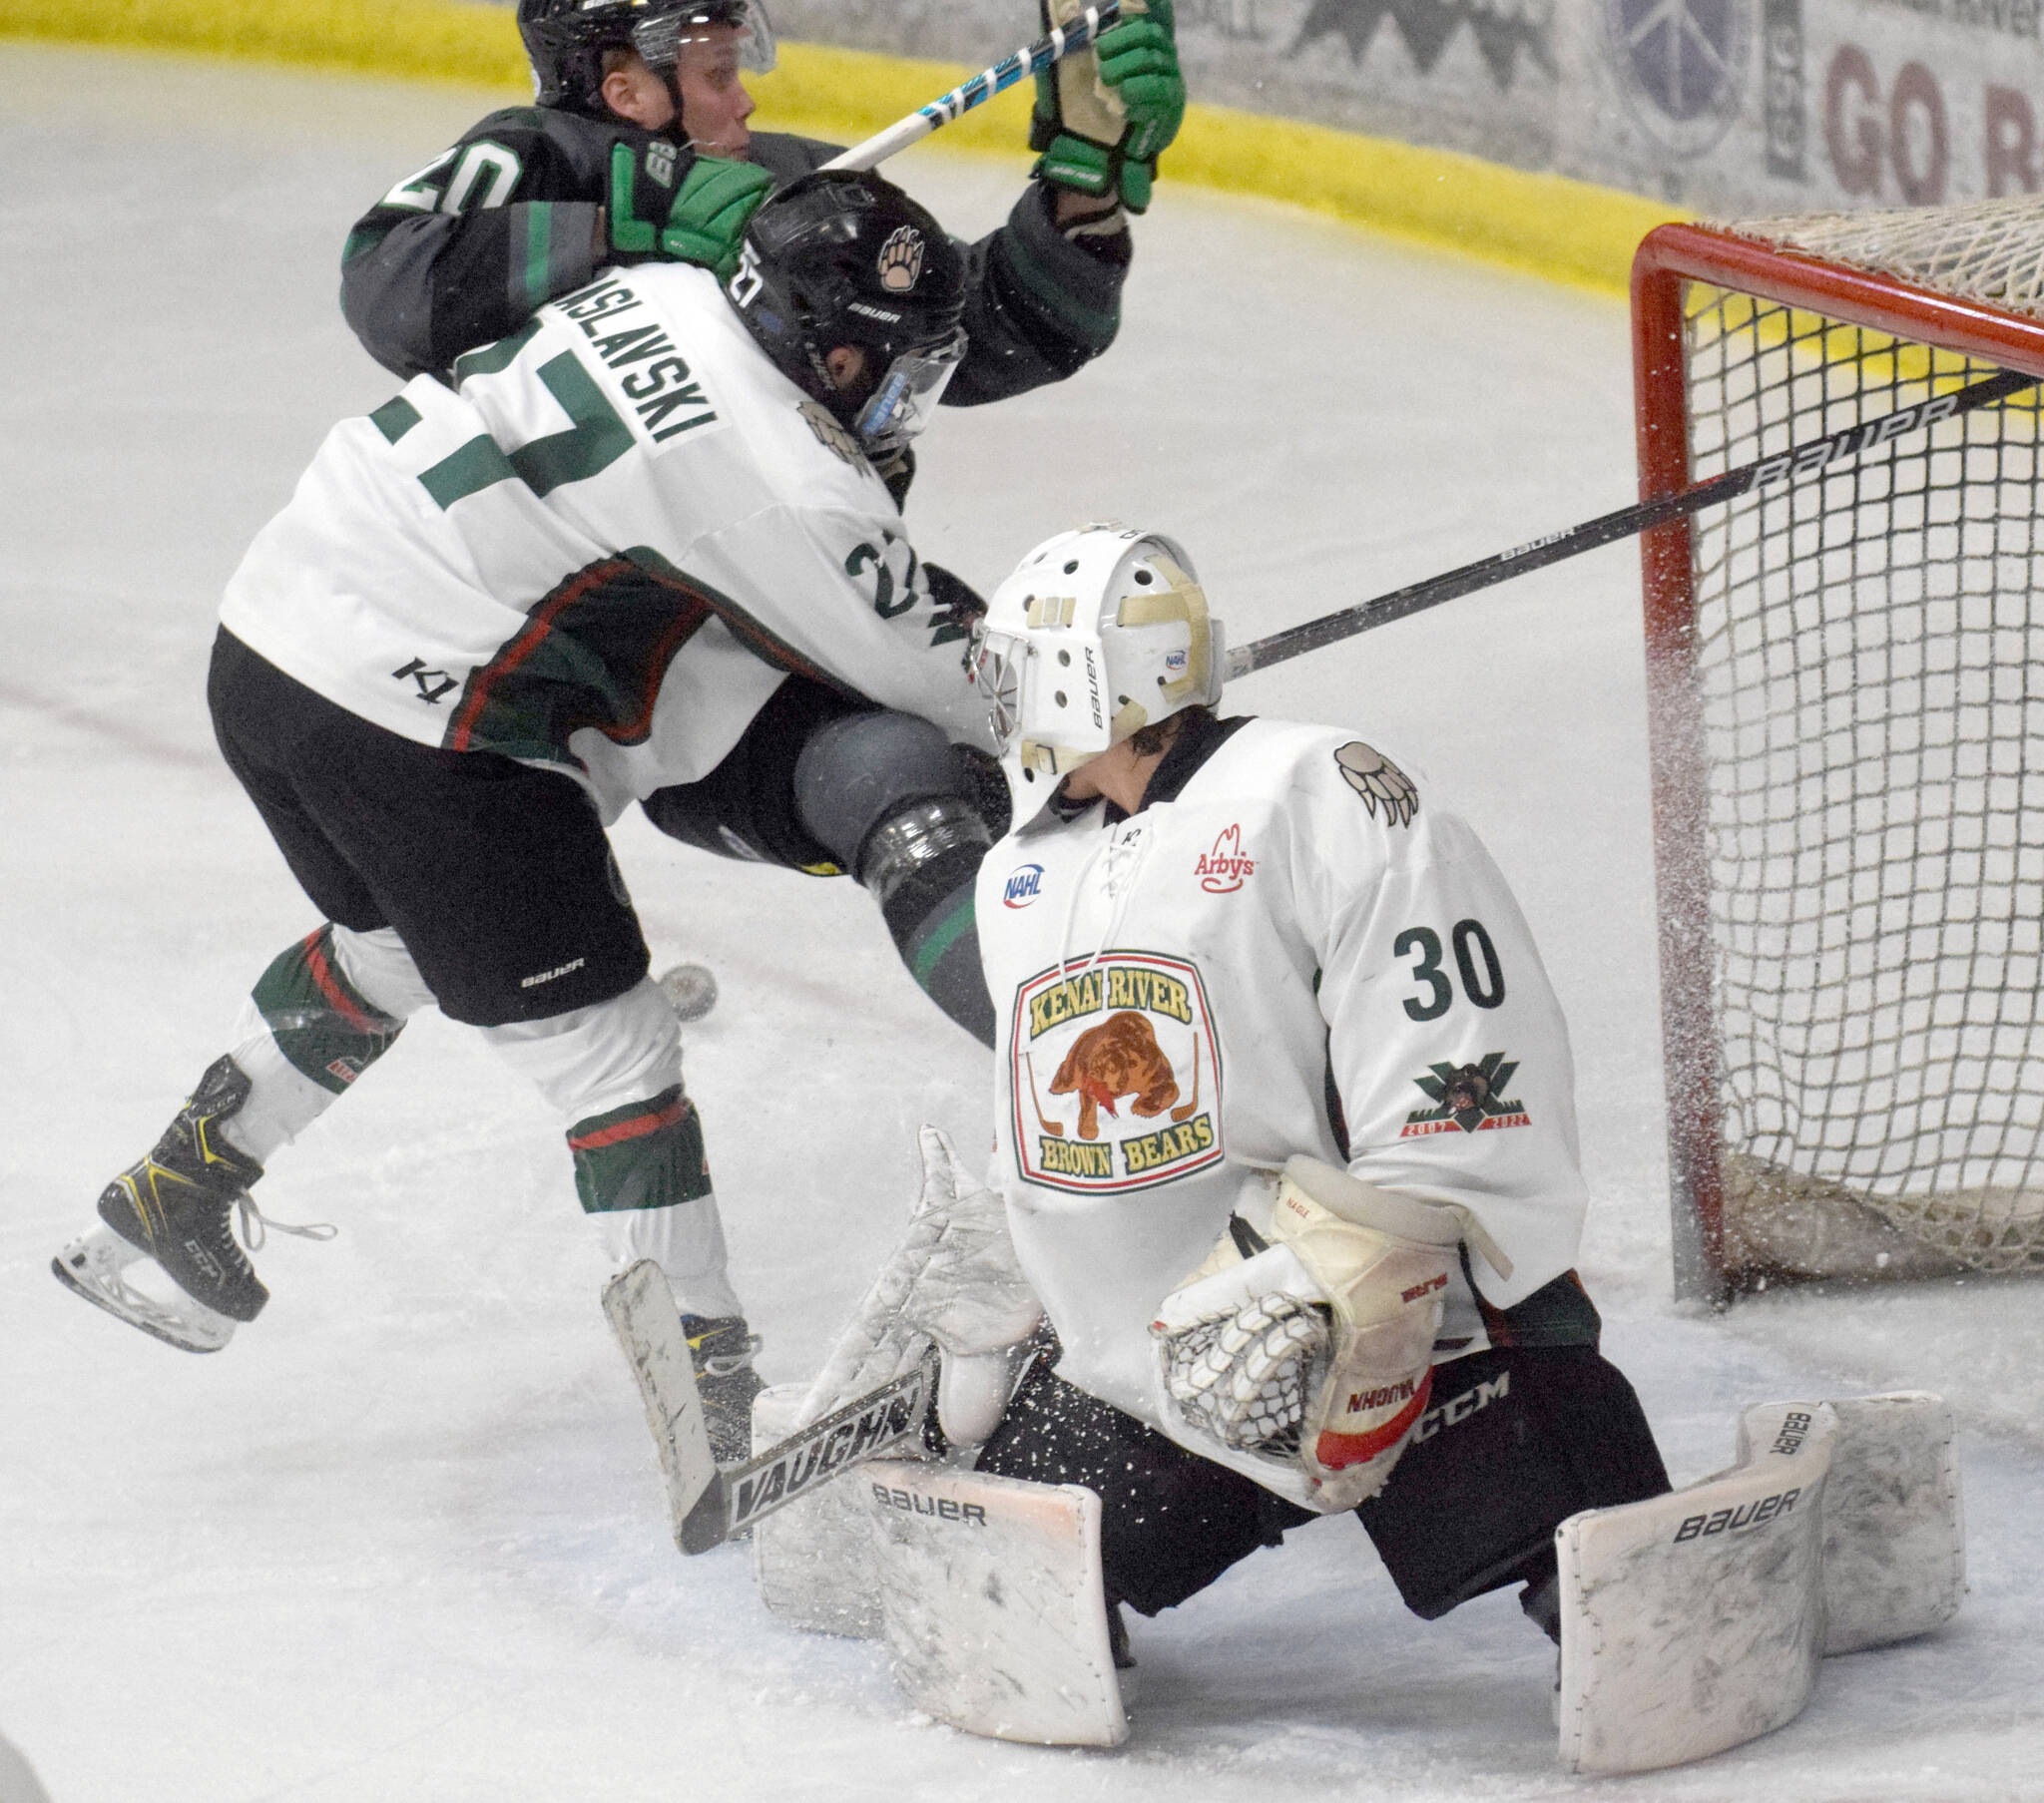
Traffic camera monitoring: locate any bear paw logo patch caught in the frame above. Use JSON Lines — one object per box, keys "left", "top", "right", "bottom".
{"left": 1335, "top": 742, "right": 1419, "bottom": 827}
{"left": 877, "top": 225, "right": 925, "bottom": 291}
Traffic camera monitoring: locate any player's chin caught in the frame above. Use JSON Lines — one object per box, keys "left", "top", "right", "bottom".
{"left": 692, "top": 129, "right": 751, "bottom": 159}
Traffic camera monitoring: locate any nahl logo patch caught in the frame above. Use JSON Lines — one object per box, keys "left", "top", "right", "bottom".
{"left": 797, "top": 398, "right": 863, "bottom": 467}
{"left": 1401, "top": 1051, "right": 1530, "bottom": 1136}
{"left": 1003, "top": 863, "right": 1045, "bottom": 908}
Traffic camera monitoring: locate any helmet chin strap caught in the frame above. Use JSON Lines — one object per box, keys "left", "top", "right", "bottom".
{"left": 660, "top": 63, "right": 691, "bottom": 142}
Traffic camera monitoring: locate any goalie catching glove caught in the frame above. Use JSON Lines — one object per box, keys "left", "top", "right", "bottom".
{"left": 606, "top": 141, "right": 774, "bottom": 279}
{"left": 1151, "top": 1156, "right": 1511, "bottom": 1511}
{"left": 1031, "top": 0, "right": 1185, "bottom": 213}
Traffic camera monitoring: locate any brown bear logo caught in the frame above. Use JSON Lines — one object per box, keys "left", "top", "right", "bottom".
{"left": 1050, "top": 1011, "right": 1181, "bottom": 1140}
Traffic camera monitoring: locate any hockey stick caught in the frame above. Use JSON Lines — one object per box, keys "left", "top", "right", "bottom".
{"left": 692, "top": 1352, "right": 938, "bottom": 1552}
{"left": 604, "top": 1259, "right": 938, "bottom": 1555}
{"left": 818, "top": 0, "right": 1124, "bottom": 174}
{"left": 1223, "top": 365, "right": 2041, "bottom": 680}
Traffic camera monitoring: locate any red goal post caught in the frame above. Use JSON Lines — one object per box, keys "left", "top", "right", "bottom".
{"left": 1633, "top": 212, "right": 2044, "bottom": 1304}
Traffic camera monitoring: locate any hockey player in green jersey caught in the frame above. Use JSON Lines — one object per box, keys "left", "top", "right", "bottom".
{"left": 339, "top": 0, "right": 1187, "bottom": 1057}
{"left": 54, "top": 171, "right": 988, "bottom": 1464}
{"left": 342, "top": 0, "right": 1186, "bottom": 413}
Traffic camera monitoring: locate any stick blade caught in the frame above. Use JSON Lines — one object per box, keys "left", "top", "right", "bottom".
{"left": 602, "top": 1259, "right": 721, "bottom": 1554}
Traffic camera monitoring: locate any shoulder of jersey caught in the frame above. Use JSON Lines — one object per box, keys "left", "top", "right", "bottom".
{"left": 1200, "top": 716, "right": 1424, "bottom": 833}
{"left": 558, "top": 265, "right": 884, "bottom": 499}
{"left": 469, "top": 104, "right": 580, "bottom": 143}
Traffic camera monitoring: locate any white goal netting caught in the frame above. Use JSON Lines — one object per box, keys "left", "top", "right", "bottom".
{"left": 1681, "top": 195, "right": 2044, "bottom": 1281}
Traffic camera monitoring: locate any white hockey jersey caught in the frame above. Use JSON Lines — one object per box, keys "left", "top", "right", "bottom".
{"left": 977, "top": 716, "right": 1590, "bottom": 1504}
{"left": 221, "top": 263, "right": 986, "bottom": 821}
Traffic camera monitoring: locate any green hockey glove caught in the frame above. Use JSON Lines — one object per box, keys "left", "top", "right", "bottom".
{"left": 1030, "top": 0, "right": 1184, "bottom": 214}
{"left": 607, "top": 143, "right": 773, "bottom": 279}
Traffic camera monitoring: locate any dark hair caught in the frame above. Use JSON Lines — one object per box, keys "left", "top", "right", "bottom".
{"left": 1128, "top": 705, "right": 1211, "bottom": 758}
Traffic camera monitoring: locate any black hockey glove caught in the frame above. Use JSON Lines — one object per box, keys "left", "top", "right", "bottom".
{"left": 1031, "top": 0, "right": 1184, "bottom": 213}
{"left": 606, "top": 140, "right": 774, "bottom": 280}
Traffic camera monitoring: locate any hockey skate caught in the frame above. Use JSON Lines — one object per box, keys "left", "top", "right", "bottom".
{"left": 52, "top": 1224, "right": 239, "bottom": 1353}
{"left": 683, "top": 1314, "right": 766, "bottom": 1466}
{"left": 94, "top": 1055, "right": 273, "bottom": 1323}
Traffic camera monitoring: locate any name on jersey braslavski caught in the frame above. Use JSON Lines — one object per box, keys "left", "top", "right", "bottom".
{"left": 555, "top": 277, "right": 720, "bottom": 443}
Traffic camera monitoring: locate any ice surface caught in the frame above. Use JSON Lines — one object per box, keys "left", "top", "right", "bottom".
{"left": 4, "top": 40, "right": 2042, "bottom": 1801}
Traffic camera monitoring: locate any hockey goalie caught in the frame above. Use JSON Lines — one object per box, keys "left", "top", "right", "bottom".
{"left": 951, "top": 521, "right": 1669, "bottom": 1648}
{"left": 766, "top": 526, "right": 1963, "bottom": 1766}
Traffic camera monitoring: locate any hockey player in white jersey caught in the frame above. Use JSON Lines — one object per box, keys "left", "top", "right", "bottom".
{"left": 53, "top": 170, "right": 985, "bottom": 1460}
{"left": 950, "top": 524, "right": 1671, "bottom": 1647}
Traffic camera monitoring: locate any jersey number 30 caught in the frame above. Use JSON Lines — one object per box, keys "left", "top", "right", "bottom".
{"left": 1396, "top": 919, "right": 1505, "bottom": 1021}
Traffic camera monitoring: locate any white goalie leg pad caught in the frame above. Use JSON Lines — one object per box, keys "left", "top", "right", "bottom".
{"left": 866, "top": 1459, "right": 1128, "bottom": 1748}
{"left": 1556, "top": 1400, "right": 1838, "bottom": 1777}
{"left": 1741, "top": 1391, "right": 1963, "bottom": 1653}
{"left": 751, "top": 1382, "right": 885, "bottom": 1638}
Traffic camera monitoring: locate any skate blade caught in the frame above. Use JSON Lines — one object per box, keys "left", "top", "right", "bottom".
{"left": 52, "top": 1229, "right": 237, "bottom": 1354}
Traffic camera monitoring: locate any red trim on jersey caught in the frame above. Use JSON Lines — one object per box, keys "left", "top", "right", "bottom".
{"left": 1313, "top": 1368, "right": 1434, "bottom": 1471}
{"left": 451, "top": 560, "right": 629, "bottom": 751}
{"left": 568, "top": 1091, "right": 693, "bottom": 1151}
{"left": 633, "top": 561, "right": 848, "bottom": 695}
{"left": 607, "top": 598, "right": 711, "bottom": 743}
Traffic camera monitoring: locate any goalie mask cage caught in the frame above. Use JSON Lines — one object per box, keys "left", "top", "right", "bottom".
{"left": 1634, "top": 203, "right": 2044, "bottom": 1304}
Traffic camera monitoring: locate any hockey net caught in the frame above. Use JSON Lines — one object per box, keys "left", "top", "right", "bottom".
{"left": 1634, "top": 199, "right": 2044, "bottom": 1301}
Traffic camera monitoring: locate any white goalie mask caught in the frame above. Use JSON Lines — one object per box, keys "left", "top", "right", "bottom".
{"left": 970, "top": 525, "right": 1227, "bottom": 787}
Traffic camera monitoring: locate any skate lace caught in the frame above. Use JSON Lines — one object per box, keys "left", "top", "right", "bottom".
{"left": 233, "top": 1194, "right": 338, "bottom": 1251}
{"left": 698, "top": 1332, "right": 763, "bottom": 1379}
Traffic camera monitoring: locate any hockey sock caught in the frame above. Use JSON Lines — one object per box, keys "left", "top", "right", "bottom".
{"left": 217, "top": 924, "right": 418, "bottom": 1164}
{"left": 589, "top": 1165, "right": 743, "bottom": 1321}
{"left": 250, "top": 925, "right": 407, "bottom": 1095}
{"left": 482, "top": 979, "right": 746, "bottom": 1320}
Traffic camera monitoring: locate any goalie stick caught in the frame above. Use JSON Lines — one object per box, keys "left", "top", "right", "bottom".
{"left": 604, "top": 1260, "right": 938, "bottom": 1555}
{"left": 820, "top": 1, "right": 1124, "bottom": 174}
{"left": 1223, "top": 364, "right": 2041, "bottom": 680}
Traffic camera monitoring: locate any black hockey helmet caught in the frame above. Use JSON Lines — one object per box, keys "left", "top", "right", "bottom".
{"left": 518, "top": 0, "right": 773, "bottom": 114}
{"left": 726, "top": 169, "right": 969, "bottom": 454}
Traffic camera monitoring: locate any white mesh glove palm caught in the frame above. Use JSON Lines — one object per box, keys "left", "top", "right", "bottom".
{"left": 1153, "top": 1157, "right": 1511, "bottom": 1511}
